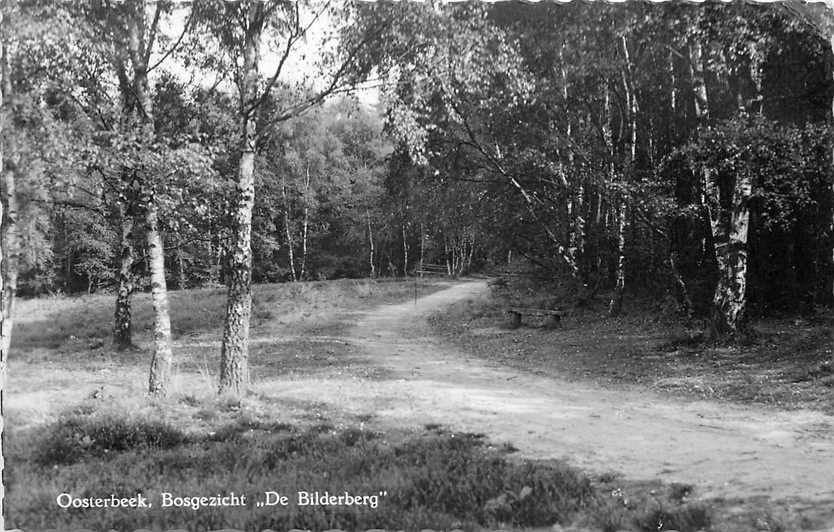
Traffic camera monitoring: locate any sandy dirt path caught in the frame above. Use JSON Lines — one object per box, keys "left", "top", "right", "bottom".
{"left": 268, "top": 280, "right": 834, "bottom": 514}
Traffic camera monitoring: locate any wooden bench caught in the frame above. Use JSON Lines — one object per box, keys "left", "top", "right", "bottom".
{"left": 414, "top": 263, "right": 449, "bottom": 277}
{"left": 507, "top": 307, "right": 562, "bottom": 329}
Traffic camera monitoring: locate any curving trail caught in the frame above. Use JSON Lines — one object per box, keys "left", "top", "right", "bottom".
{"left": 270, "top": 280, "right": 834, "bottom": 516}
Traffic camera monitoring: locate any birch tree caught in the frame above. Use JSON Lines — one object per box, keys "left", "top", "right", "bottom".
{"left": 194, "top": 0, "right": 389, "bottom": 396}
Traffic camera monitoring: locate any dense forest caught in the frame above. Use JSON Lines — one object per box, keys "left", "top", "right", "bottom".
{"left": 1, "top": 0, "right": 834, "bottom": 401}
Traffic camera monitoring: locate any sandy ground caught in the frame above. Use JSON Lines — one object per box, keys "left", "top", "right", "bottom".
{"left": 8, "top": 280, "right": 834, "bottom": 525}
{"left": 265, "top": 280, "right": 834, "bottom": 518}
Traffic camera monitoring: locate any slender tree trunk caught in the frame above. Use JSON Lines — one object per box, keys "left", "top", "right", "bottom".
{"left": 146, "top": 200, "right": 174, "bottom": 396}
{"left": 0, "top": 19, "right": 9, "bottom": 528}
{"left": 689, "top": 39, "right": 710, "bottom": 123}
{"left": 569, "top": 183, "right": 585, "bottom": 270}
{"left": 282, "top": 176, "right": 297, "bottom": 282}
{"left": 300, "top": 212, "right": 308, "bottom": 281}
{"left": 690, "top": 37, "right": 715, "bottom": 248}
{"left": 402, "top": 224, "right": 408, "bottom": 277}
{"left": 210, "top": 232, "right": 222, "bottom": 285}
{"left": 64, "top": 223, "right": 72, "bottom": 291}
{"left": 466, "top": 231, "right": 475, "bottom": 273}
{"left": 419, "top": 222, "right": 425, "bottom": 278}
{"left": 176, "top": 239, "right": 186, "bottom": 290}
{"left": 114, "top": 186, "right": 135, "bottom": 349}
{"left": 1, "top": 36, "right": 17, "bottom": 345}
{"left": 125, "top": 1, "right": 174, "bottom": 395}
{"left": 451, "top": 237, "right": 459, "bottom": 277}
{"left": 669, "top": 43, "right": 696, "bottom": 316}
{"left": 827, "top": 33, "right": 834, "bottom": 305}
{"left": 608, "top": 201, "right": 627, "bottom": 317}
{"left": 367, "top": 209, "right": 375, "bottom": 278}
{"left": 670, "top": 251, "right": 694, "bottom": 319}
{"left": 300, "top": 164, "right": 310, "bottom": 281}
{"left": 219, "top": 3, "right": 263, "bottom": 396}
{"left": 561, "top": 43, "right": 585, "bottom": 274}
{"left": 609, "top": 36, "right": 636, "bottom": 317}
{"left": 669, "top": 49, "right": 678, "bottom": 142}
{"left": 285, "top": 218, "right": 296, "bottom": 279}
{"left": 444, "top": 236, "right": 451, "bottom": 277}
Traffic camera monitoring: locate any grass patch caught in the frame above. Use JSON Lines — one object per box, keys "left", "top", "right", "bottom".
{"left": 8, "top": 420, "right": 592, "bottom": 531}
{"left": 6, "top": 416, "right": 716, "bottom": 532}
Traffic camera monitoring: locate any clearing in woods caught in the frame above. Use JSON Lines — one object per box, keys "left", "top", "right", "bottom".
{"left": 7, "top": 279, "right": 834, "bottom": 527}
{"left": 274, "top": 280, "right": 834, "bottom": 524}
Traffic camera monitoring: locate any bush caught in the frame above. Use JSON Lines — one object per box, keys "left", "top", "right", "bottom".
{"left": 33, "top": 415, "right": 188, "bottom": 466}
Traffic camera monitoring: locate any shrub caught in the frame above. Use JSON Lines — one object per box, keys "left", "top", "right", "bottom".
{"left": 33, "top": 415, "right": 187, "bottom": 466}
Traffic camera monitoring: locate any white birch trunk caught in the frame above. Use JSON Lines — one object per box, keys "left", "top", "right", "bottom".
{"left": 367, "top": 209, "right": 375, "bottom": 278}
{"left": 282, "top": 176, "right": 297, "bottom": 282}
{"left": 220, "top": 3, "right": 263, "bottom": 396}
{"left": 402, "top": 224, "right": 408, "bottom": 277}
{"left": 709, "top": 173, "right": 752, "bottom": 337}
{"left": 0, "top": 17, "right": 8, "bottom": 526}
{"left": 300, "top": 164, "right": 310, "bottom": 281}
{"left": 419, "top": 222, "right": 425, "bottom": 278}
{"left": 125, "top": 0, "right": 175, "bottom": 395}
{"left": 146, "top": 200, "right": 174, "bottom": 396}
{"left": 1, "top": 39, "right": 16, "bottom": 342}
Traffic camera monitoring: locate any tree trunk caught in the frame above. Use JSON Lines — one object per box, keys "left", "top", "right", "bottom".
{"left": 466, "top": 231, "right": 475, "bottom": 273}
{"left": 300, "top": 163, "right": 310, "bottom": 281}
{"left": 444, "top": 237, "right": 452, "bottom": 277}
{"left": 282, "top": 176, "right": 297, "bottom": 282}
{"left": 219, "top": 3, "right": 262, "bottom": 396}
{"left": 367, "top": 209, "right": 375, "bottom": 278}
{"left": 569, "top": 183, "right": 585, "bottom": 272}
{"left": 419, "top": 222, "right": 425, "bottom": 278}
{"left": 561, "top": 43, "right": 585, "bottom": 274}
{"left": 689, "top": 39, "right": 710, "bottom": 124}
{"left": 209, "top": 232, "right": 221, "bottom": 285}
{"left": 709, "top": 172, "right": 753, "bottom": 338}
{"left": 1, "top": 36, "right": 17, "bottom": 348}
{"left": 669, "top": 251, "right": 694, "bottom": 319}
{"left": 608, "top": 37, "right": 638, "bottom": 316}
{"left": 608, "top": 201, "right": 627, "bottom": 317}
{"left": 114, "top": 185, "right": 135, "bottom": 350}
{"left": 0, "top": 16, "right": 8, "bottom": 527}
{"left": 402, "top": 224, "right": 408, "bottom": 277}
{"left": 126, "top": 0, "right": 174, "bottom": 394}
{"left": 689, "top": 36, "right": 750, "bottom": 337}
{"left": 146, "top": 200, "right": 174, "bottom": 396}
{"left": 176, "top": 240, "right": 186, "bottom": 290}
{"left": 827, "top": 33, "right": 834, "bottom": 305}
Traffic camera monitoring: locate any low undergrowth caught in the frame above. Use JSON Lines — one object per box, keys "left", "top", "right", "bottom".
{"left": 7, "top": 412, "right": 713, "bottom": 532}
